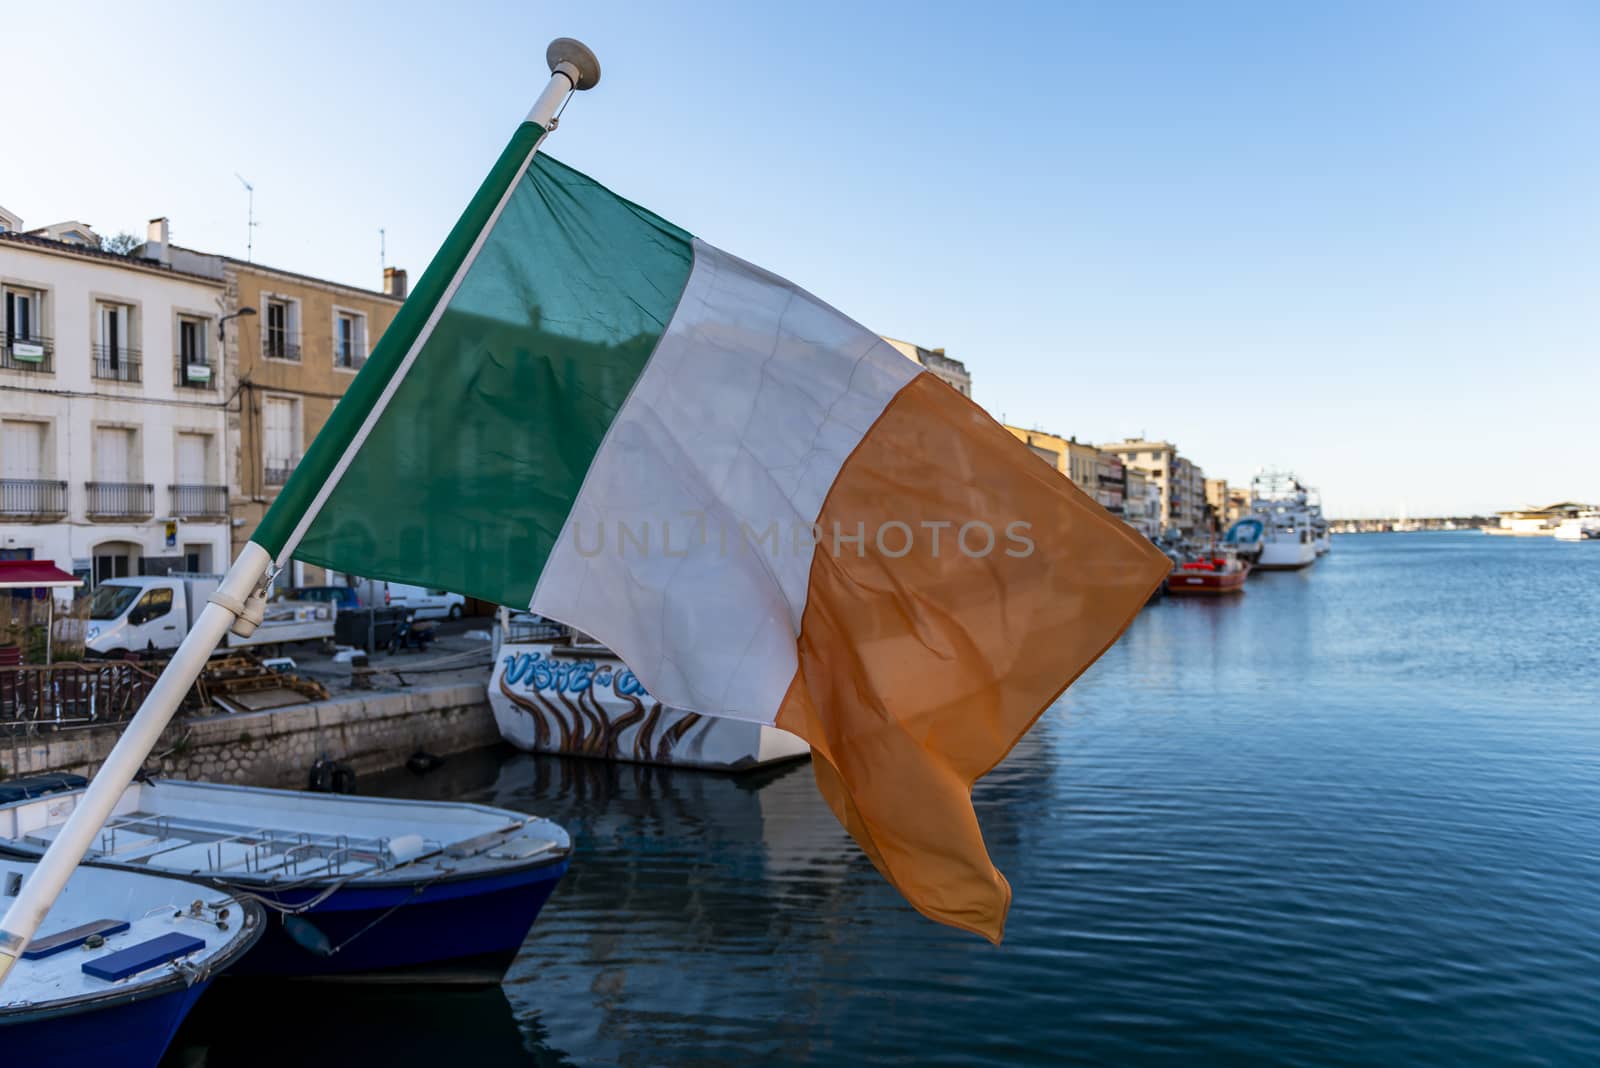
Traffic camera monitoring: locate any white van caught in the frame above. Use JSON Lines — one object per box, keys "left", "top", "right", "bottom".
{"left": 86, "top": 575, "right": 336, "bottom": 657}
{"left": 353, "top": 580, "right": 465, "bottom": 621}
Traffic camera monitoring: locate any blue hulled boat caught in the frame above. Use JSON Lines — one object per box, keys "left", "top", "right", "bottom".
{"left": 0, "top": 855, "right": 262, "bottom": 1066}
{"left": 0, "top": 780, "right": 570, "bottom": 984}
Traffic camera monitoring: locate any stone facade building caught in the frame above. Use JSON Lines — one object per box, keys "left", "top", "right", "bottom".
{"left": 1, "top": 217, "right": 232, "bottom": 581}
{"left": 881, "top": 337, "right": 973, "bottom": 398}
{"left": 1100, "top": 438, "right": 1205, "bottom": 537}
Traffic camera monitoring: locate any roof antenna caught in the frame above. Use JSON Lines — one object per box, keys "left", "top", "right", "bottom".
{"left": 234, "top": 173, "right": 257, "bottom": 262}
{"left": 379, "top": 227, "right": 386, "bottom": 271}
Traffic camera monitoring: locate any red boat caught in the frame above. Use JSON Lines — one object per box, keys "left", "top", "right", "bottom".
{"left": 1166, "top": 554, "right": 1250, "bottom": 595}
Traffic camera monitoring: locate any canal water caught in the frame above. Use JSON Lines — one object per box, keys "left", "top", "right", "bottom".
{"left": 169, "top": 532, "right": 1600, "bottom": 1066}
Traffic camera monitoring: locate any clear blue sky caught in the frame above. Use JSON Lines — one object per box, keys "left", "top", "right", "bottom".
{"left": 7, "top": 0, "right": 1596, "bottom": 516}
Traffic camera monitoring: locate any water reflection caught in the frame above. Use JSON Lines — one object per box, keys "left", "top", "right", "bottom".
{"left": 172, "top": 535, "right": 1600, "bottom": 1066}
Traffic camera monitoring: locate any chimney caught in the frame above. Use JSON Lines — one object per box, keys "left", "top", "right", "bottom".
{"left": 146, "top": 217, "right": 170, "bottom": 264}
{"left": 384, "top": 267, "right": 407, "bottom": 299}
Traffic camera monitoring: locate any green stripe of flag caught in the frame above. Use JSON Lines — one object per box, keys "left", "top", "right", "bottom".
{"left": 257, "top": 125, "right": 695, "bottom": 607}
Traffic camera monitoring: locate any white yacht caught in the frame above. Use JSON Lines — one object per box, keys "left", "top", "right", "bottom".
{"left": 1554, "top": 511, "right": 1600, "bottom": 542}
{"left": 1307, "top": 488, "right": 1331, "bottom": 555}
{"left": 1244, "top": 471, "right": 1319, "bottom": 570}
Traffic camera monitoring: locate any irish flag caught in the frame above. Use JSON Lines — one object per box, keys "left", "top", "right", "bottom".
{"left": 255, "top": 119, "right": 1168, "bottom": 941}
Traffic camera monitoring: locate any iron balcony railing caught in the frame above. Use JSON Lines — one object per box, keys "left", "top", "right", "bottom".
{"left": 263, "top": 333, "right": 302, "bottom": 362}
{"left": 0, "top": 479, "right": 68, "bottom": 517}
{"left": 91, "top": 345, "right": 142, "bottom": 383}
{"left": 264, "top": 458, "right": 300, "bottom": 485}
{"left": 168, "top": 483, "right": 228, "bottom": 517}
{"left": 334, "top": 349, "right": 367, "bottom": 371}
{"left": 1, "top": 335, "right": 53, "bottom": 373}
{"left": 86, "top": 481, "right": 154, "bottom": 517}
{"left": 175, "top": 352, "right": 216, "bottom": 389}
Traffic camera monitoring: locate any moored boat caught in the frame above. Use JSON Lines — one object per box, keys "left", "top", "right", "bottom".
{"left": 1222, "top": 516, "right": 1265, "bottom": 564}
{"left": 0, "top": 855, "right": 262, "bottom": 1066}
{"left": 0, "top": 781, "right": 570, "bottom": 985}
{"left": 491, "top": 614, "right": 809, "bottom": 771}
{"left": 1166, "top": 554, "right": 1250, "bottom": 595}
{"left": 1249, "top": 471, "right": 1320, "bottom": 571}
{"left": 1554, "top": 512, "right": 1600, "bottom": 542}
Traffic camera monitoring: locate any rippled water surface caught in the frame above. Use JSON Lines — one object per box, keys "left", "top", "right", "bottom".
{"left": 173, "top": 533, "right": 1600, "bottom": 1066}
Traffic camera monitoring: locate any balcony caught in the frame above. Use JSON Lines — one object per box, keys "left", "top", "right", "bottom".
{"left": 0, "top": 479, "right": 68, "bottom": 519}
{"left": 0, "top": 336, "right": 53, "bottom": 373}
{"left": 169, "top": 483, "right": 228, "bottom": 518}
{"left": 91, "top": 345, "right": 142, "bottom": 384}
{"left": 264, "top": 457, "right": 301, "bottom": 486}
{"left": 86, "top": 481, "right": 154, "bottom": 519}
{"left": 175, "top": 353, "right": 217, "bottom": 389}
{"left": 263, "top": 334, "right": 302, "bottom": 362}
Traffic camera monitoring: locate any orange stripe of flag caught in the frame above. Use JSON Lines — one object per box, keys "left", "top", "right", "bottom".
{"left": 776, "top": 373, "right": 1170, "bottom": 942}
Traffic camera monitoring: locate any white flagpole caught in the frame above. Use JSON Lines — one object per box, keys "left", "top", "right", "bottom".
{"left": 0, "top": 38, "right": 602, "bottom": 986}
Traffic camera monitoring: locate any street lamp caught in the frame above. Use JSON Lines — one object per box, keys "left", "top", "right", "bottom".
{"left": 218, "top": 306, "right": 256, "bottom": 343}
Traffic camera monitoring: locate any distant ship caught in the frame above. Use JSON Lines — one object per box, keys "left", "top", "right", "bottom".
{"left": 1554, "top": 512, "right": 1600, "bottom": 542}
{"left": 1307, "top": 488, "right": 1331, "bottom": 555}
{"left": 1225, "top": 471, "right": 1319, "bottom": 571}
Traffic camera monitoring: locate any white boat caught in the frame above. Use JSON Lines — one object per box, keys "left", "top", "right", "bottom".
{"left": 1554, "top": 512, "right": 1600, "bottom": 541}
{"left": 1248, "top": 471, "right": 1319, "bottom": 571}
{"left": 0, "top": 780, "right": 571, "bottom": 984}
{"left": 490, "top": 614, "right": 809, "bottom": 771}
{"left": 1308, "top": 489, "right": 1331, "bottom": 555}
{"left": 0, "top": 853, "right": 262, "bottom": 1066}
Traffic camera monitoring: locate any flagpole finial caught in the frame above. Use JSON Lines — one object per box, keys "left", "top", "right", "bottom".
{"left": 547, "top": 38, "right": 601, "bottom": 91}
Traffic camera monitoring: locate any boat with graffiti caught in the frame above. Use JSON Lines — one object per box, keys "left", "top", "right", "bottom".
{"left": 489, "top": 613, "right": 809, "bottom": 772}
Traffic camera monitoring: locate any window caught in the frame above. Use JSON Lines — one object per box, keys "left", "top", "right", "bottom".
{"left": 4, "top": 286, "right": 42, "bottom": 341}
{"left": 263, "top": 297, "right": 300, "bottom": 361}
{"left": 176, "top": 432, "right": 209, "bottom": 485}
{"left": 177, "top": 316, "right": 211, "bottom": 386}
{"left": 2, "top": 286, "right": 50, "bottom": 371}
{"left": 263, "top": 396, "right": 301, "bottom": 485}
{"left": 1, "top": 420, "right": 48, "bottom": 479}
{"left": 92, "top": 554, "right": 133, "bottom": 587}
{"left": 132, "top": 587, "right": 173, "bottom": 623}
{"left": 94, "top": 301, "right": 139, "bottom": 382}
{"left": 334, "top": 310, "right": 367, "bottom": 370}
{"left": 94, "top": 427, "right": 135, "bottom": 483}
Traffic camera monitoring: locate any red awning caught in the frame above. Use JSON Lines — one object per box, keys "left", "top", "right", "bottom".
{"left": 0, "top": 561, "right": 83, "bottom": 589}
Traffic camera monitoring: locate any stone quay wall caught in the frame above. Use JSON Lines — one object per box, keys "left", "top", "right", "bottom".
{"left": 1, "top": 682, "right": 498, "bottom": 789}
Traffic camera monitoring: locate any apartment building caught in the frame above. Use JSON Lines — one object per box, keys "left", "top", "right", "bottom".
{"left": 1205, "top": 478, "right": 1251, "bottom": 531}
{"left": 882, "top": 337, "right": 973, "bottom": 397}
{"left": 1100, "top": 438, "right": 1206, "bottom": 536}
{"left": 0, "top": 217, "right": 230, "bottom": 583}
{"left": 218, "top": 261, "right": 405, "bottom": 570}
{"left": 1002, "top": 426, "right": 1103, "bottom": 498}
{"left": 1123, "top": 468, "right": 1159, "bottom": 537}
{"left": 1096, "top": 451, "right": 1125, "bottom": 515}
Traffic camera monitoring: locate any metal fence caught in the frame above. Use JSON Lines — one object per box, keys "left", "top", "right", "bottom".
{"left": 175, "top": 352, "right": 217, "bottom": 389}
{"left": 263, "top": 334, "right": 302, "bottom": 362}
{"left": 169, "top": 483, "right": 228, "bottom": 517}
{"left": 264, "top": 458, "right": 300, "bottom": 485}
{"left": 86, "top": 481, "right": 154, "bottom": 517}
{"left": 0, "top": 335, "right": 53, "bottom": 372}
{"left": 0, "top": 661, "right": 161, "bottom": 735}
{"left": 0, "top": 478, "right": 68, "bottom": 517}
{"left": 91, "top": 344, "right": 142, "bottom": 383}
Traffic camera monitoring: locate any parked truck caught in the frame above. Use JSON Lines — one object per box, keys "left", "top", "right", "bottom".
{"left": 85, "top": 574, "right": 336, "bottom": 658}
